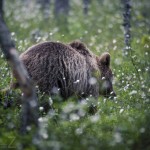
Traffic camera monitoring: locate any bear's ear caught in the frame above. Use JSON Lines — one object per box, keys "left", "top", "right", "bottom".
{"left": 99, "top": 52, "right": 110, "bottom": 67}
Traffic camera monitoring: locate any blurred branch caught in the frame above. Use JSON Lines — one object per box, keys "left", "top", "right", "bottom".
{"left": 0, "top": 4, "right": 38, "bottom": 133}
{"left": 0, "top": 0, "right": 3, "bottom": 18}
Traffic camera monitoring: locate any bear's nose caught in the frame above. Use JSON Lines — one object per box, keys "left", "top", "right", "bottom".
{"left": 110, "top": 91, "right": 116, "bottom": 97}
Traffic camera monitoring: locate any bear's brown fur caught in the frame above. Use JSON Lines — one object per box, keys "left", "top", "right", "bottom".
{"left": 17, "top": 41, "right": 116, "bottom": 99}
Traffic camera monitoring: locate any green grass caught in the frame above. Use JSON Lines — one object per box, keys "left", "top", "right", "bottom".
{"left": 0, "top": 0, "right": 150, "bottom": 149}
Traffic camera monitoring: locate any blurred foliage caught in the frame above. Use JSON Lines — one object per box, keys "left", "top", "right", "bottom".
{"left": 0, "top": 0, "right": 150, "bottom": 149}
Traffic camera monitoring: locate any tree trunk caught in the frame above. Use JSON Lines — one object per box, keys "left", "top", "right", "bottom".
{"left": 83, "top": 0, "right": 90, "bottom": 15}
{"left": 0, "top": 1, "right": 38, "bottom": 133}
{"left": 37, "top": 0, "right": 51, "bottom": 18}
{"left": 54, "top": 0, "right": 70, "bottom": 17}
{"left": 122, "top": 0, "right": 131, "bottom": 52}
{"left": 54, "top": 0, "right": 70, "bottom": 31}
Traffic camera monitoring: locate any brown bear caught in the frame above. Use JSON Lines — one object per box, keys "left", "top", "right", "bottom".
{"left": 15, "top": 40, "right": 116, "bottom": 101}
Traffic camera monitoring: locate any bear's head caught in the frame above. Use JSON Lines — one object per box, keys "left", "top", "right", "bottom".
{"left": 97, "top": 52, "right": 116, "bottom": 98}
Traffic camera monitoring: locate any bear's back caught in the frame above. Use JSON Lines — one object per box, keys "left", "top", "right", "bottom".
{"left": 19, "top": 41, "right": 100, "bottom": 98}
{"left": 20, "top": 41, "right": 79, "bottom": 59}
